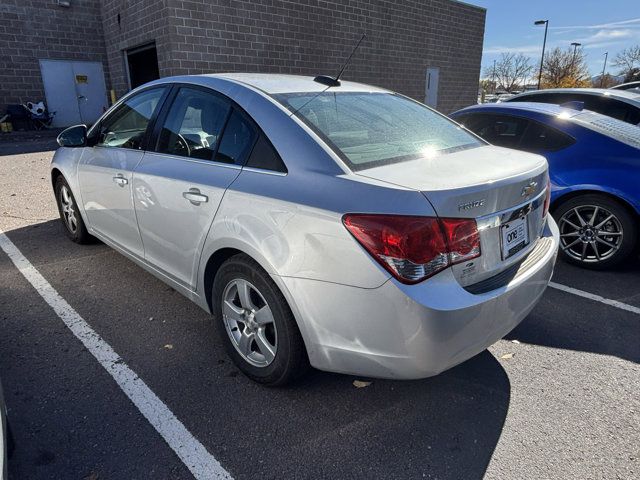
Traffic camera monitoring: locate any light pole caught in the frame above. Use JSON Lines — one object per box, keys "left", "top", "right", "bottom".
{"left": 601, "top": 52, "right": 608, "bottom": 87}
{"left": 491, "top": 59, "right": 497, "bottom": 94}
{"left": 570, "top": 42, "right": 582, "bottom": 85}
{"left": 535, "top": 20, "right": 549, "bottom": 90}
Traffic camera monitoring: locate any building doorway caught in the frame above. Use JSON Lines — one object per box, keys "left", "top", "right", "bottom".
{"left": 126, "top": 43, "right": 160, "bottom": 89}
{"left": 39, "top": 59, "right": 108, "bottom": 127}
{"left": 425, "top": 67, "right": 440, "bottom": 109}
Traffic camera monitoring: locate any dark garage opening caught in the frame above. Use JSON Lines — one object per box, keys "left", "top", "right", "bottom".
{"left": 126, "top": 43, "right": 160, "bottom": 89}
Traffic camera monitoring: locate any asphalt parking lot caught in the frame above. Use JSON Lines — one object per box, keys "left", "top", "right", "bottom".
{"left": 0, "top": 144, "right": 638, "bottom": 479}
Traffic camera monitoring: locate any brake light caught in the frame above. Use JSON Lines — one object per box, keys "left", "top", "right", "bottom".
{"left": 343, "top": 214, "right": 481, "bottom": 284}
{"left": 543, "top": 178, "right": 551, "bottom": 218}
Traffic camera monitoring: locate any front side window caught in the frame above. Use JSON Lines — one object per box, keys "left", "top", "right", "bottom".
{"left": 96, "top": 87, "right": 166, "bottom": 150}
{"left": 156, "top": 87, "right": 231, "bottom": 160}
{"left": 274, "top": 92, "right": 482, "bottom": 170}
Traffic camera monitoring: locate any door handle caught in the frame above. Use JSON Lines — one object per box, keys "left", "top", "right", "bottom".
{"left": 182, "top": 189, "right": 208, "bottom": 205}
{"left": 113, "top": 175, "right": 128, "bottom": 187}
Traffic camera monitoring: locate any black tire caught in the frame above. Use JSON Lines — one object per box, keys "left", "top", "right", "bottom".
{"left": 553, "top": 194, "right": 637, "bottom": 269}
{"left": 54, "top": 175, "right": 93, "bottom": 244}
{"left": 212, "top": 254, "right": 309, "bottom": 386}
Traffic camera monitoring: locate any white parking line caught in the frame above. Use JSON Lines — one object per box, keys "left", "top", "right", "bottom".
{"left": 0, "top": 229, "right": 233, "bottom": 480}
{"left": 549, "top": 281, "right": 640, "bottom": 315}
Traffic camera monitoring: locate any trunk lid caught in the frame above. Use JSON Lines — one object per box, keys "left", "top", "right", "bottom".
{"left": 356, "top": 145, "right": 549, "bottom": 287}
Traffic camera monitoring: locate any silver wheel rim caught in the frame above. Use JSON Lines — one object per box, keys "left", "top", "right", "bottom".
{"left": 222, "top": 279, "right": 277, "bottom": 367}
{"left": 558, "top": 205, "right": 623, "bottom": 263}
{"left": 59, "top": 185, "right": 78, "bottom": 234}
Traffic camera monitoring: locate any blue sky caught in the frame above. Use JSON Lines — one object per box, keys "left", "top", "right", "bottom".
{"left": 470, "top": 0, "right": 640, "bottom": 78}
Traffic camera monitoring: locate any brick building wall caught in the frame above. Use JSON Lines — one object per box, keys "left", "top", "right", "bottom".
{"left": 1, "top": 0, "right": 484, "bottom": 118}
{"left": 0, "top": 0, "right": 108, "bottom": 113}
{"left": 101, "top": 0, "right": 485, "bottom": 113}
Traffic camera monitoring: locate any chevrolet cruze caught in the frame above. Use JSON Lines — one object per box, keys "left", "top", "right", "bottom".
{"left": 52, "top": 74, "right": 559, "bottom": 385}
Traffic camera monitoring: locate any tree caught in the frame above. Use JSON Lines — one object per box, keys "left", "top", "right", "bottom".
{"left": 613, "top": 45, "right": 640, "bottom": 82}
{"left": 540, "top": 47, "right": 590, "bottom": 88}
{"left": 594, "top": 73, "right": 620, "bottom": 89}
{"left": 483, "top": 53, "right": 534, "bottom": 93}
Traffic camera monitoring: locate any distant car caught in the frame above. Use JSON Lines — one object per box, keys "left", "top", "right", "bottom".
{"left": 611, "top": 81, "right": 640, "bottom": 92}
{"left": 51, "top": 73, "right": 558, "bottom": 384}
{"left": 504, "top": 88, "right": 640, "bottom": 126}
{"left": 451, "top": 102, "right": 640, "bottom": 269}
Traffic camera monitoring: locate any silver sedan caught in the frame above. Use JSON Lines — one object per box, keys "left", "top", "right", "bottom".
{"left": 51, "top": 74, "right": 559, "bottom": 385}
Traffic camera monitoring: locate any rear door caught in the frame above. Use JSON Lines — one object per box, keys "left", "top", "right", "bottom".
{"left": 78, "top": 87, "right": 168, "bottom": 257}
{"left": 133, "top": 85, "right": 259, "bottom": 289}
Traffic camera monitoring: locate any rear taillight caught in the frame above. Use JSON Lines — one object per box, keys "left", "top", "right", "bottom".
{"left": 343, "top": 214, "right": 481, "bottom": 284}
{"left": 543, "top": 178, "right": 551, "bottom": 218}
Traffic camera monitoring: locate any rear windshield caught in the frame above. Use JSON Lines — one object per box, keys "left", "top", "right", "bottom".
{"left": 572, "top": 111, "right": 640, "bottom": 149}
{"left": 274, "top": 92, "right": 482, "bottom": 170}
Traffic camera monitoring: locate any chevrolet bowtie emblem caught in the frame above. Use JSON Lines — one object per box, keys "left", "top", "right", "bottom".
{"left": 521, "top": 181, "right": 537, "bottom": 197}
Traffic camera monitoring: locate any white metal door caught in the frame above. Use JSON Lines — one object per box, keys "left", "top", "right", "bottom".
{"left": 425, "top": 67, "right": 440, "bottom": 109}
{"left": 40, "top": 60, "right": 108, "bottom": 127}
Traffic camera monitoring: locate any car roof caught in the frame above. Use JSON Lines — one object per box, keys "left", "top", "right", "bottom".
{"left": 454, "top": 101, "right": 583, "bottom": 118}
{"left": 508, "top": 88, "right": 640, "bottom": 104}
{"left": 200, "top": 73, "right": 391, "bottom": 95}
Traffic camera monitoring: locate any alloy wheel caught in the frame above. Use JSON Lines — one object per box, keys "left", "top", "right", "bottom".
{"left": 59, "top": 185, "right": 78, "bottom": 234}
{"left": 221, "top": 279, "right": 278, "bottom": 367}
{"left": 558, "top": 205, "right": 623, "bottom": 263}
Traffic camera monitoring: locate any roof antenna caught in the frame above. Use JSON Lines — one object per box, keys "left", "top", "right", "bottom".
{"left": 314, "top": 33, "right": 366, "bottom": 87}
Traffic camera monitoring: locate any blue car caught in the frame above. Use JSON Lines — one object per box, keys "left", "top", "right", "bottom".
{"left": 451, "top": 102, "right": 640, "bottom": 269}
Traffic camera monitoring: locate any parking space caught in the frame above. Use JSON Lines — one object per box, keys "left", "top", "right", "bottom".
{"left": 1, "top": 149, "right": 639, "bottom": 479}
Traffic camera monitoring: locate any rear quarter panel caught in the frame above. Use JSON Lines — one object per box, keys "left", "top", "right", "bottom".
{"left": 546, "top": 126, "right": 640, "bottom": 214}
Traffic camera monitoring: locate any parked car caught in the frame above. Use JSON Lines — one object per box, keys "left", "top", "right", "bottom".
{"left": 451, "top": 102, "right": 640, "bottom": 269}
{"left": 52, "top": 74, "right": 558, "bottom": 385}
{"left": 504, "top": 88, "right": 640, "bottom": 126}
{"left": 611, "top": 81, "right": 640, "bottom": 92}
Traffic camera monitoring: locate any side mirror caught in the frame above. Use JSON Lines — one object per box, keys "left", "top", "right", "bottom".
{"left": 57, "top": 125, "right": 87, "bottom": 147}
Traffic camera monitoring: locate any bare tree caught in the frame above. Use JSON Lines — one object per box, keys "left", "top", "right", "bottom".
{"left": 540, "top": 47, "right": 590, "bottom": 88}
{"left": 613, "top": 45, "right": 640, "bottom": 82}
{"left": 483, "top": 53, "right": 534, "bottom": 93}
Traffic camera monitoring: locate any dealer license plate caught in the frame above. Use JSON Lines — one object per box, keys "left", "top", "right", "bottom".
{"left": 501, "top": 216, "right": 529, "bottom": 259}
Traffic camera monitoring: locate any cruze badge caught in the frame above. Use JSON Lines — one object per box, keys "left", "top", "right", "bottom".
{"left": 458, "top": 199, "right": 485, "bottom": 211}
{"left": 521, "top": 181, "right": 538, "bottom": 197}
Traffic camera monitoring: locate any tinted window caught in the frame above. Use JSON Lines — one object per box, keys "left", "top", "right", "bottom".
{"left": 96, "top": 88, "right": 165, "bottom": 150}
{"left": 510, "top": 93, "right": 572, "bottom": 105}
{"left": 582, "top": 97, "right": 640, "bottom": 124}
{"left": 459, "top": 113, "right": 528, "bottom": 148}
{"left": 519, "top": 121, "right": 575, "bottom": 152}
{"left": 459, "top": 113, "right": 575, "bottom": 153}
{"left": 275, "top": 92, "right": 481, "bottom": 170}
{"left": 246, "top": 135, "right": 287, "bottom": 173}
{"left": 157, "top": 87, "right": 230, "bottom": 160}
{"left": 215, "top": 110, "right": 258, "bottom": 165}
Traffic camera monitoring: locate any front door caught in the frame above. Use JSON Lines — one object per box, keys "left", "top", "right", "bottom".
{"left": 425, "top": 67, "right": 440, "bottom": 109}
{"left": 40, "top": 60, "right": 108, "bottom": 127}
{"left": 134, "top": 86, "right": 258, "bottom": 289}
{"left": 78, "top": 87, "right": 168, "bottom": 258}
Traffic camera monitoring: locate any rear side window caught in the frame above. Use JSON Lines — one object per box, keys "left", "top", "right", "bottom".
{"left": 246, "top": 135, "right": 287, "bottom": 173}
{"left": 459, "top": 113, "right": 574, "bottom": 153}
{"left": 156, "top": 87, "right": 231, "bottom": 161}
{"left": 458, "top": 113, "right": 528, "bottom": 149}
{"left": 519, "top": 121, "right": 575, "bottom": 152}
{"left": 215, "top": 110, "right": 258, "bottom": 165}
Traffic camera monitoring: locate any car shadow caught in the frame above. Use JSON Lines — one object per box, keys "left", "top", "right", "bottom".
{"left": 1, "top": 219, "right": 511, "bottom": 479}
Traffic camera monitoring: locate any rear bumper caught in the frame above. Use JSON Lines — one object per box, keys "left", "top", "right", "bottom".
{"left": 279, "top": 217, "right": 559, "bottom": 380}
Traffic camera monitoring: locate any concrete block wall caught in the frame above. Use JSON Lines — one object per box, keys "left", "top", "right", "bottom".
{"left": 0, "top": 0, "right": 108, "bottom": 114}
{"left": 154, "top": 0, "right": 486, "bottom": 113}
